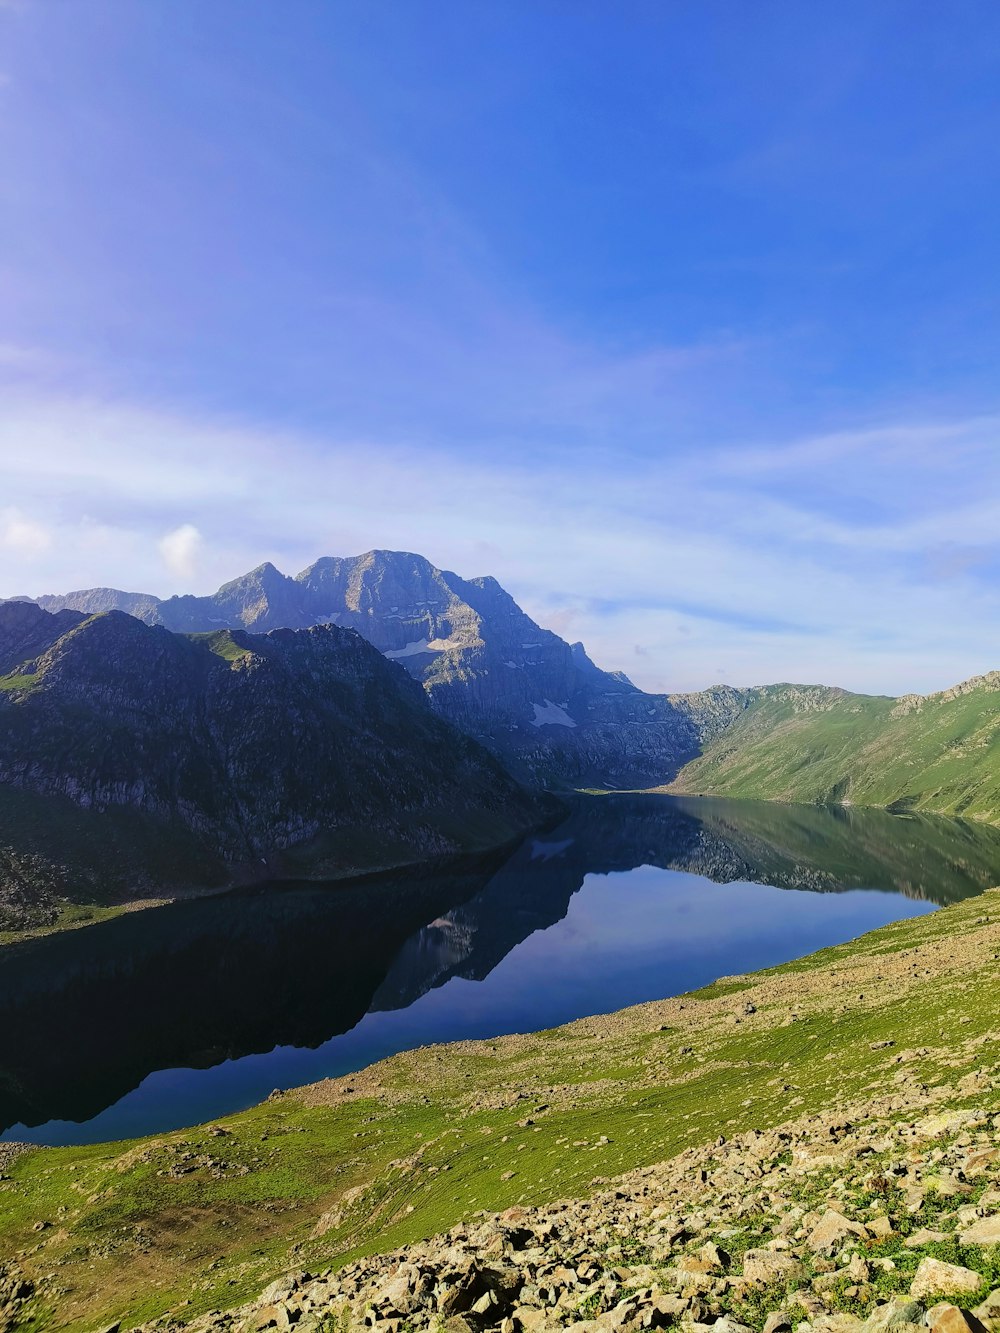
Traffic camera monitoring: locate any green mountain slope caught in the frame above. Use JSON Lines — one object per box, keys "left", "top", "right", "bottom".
{"left": 3, "top": 885, "right": 999, "bottom": 1331}
{"left": 668, "top": 676, "right": 1000, "bottom": 820}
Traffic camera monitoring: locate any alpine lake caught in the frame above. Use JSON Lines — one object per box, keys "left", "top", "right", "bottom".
{"left": 4, "top": 792, "right": 1000, "bottom": 1147}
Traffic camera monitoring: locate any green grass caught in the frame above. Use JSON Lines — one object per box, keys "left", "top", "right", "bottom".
{"left": 0, "top": 900, "right": 138, "bottom": 945}
{"left": 4, "top": 888, "right": 1000, "bottom": 1331}
{"left": 186, "top": 630, "right": 252, "bottom": 663}
{"left": 668, "top": 676, "right": 1000, "bottom": 822}
{"left": 0, "top": 786, "right": 230, "bottom": 936}
{"left": 0, "top": 673, "right": 38, "bottom": 692}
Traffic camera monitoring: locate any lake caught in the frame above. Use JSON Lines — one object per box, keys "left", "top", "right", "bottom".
{"left": 3, "top": 792, "right": 1000, "bottom": 1146}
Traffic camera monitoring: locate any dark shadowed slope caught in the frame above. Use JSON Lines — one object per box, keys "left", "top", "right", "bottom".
{"left": 0, "top": 605, "right": 548, "bottom": 929}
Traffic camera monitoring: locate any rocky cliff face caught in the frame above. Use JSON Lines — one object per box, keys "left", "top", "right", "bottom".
{"left": 0, "top": 605, "right": 546, "bottom": 887}
{"left": 0, "top": 599, "right": 86, "bottom": 673}
{"left": 19, "top": 551, "right": 755, "bottom": 788}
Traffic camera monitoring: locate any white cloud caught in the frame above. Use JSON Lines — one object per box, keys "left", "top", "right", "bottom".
{"left": 158, "top": 524, "right": 203, "bottom": 579}
{"left": 4, "top": 391, "right": 1000, "bottom": 696}
{"left": 0, "top": 506, "right": 51, "bottom": 559}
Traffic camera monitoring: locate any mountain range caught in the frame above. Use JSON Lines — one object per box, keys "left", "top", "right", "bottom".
{"left": 10, "top": 547, "right": 1000, "bottom": 937}
{"left": 20, "top": 549, "right": 750, "bottom": 788}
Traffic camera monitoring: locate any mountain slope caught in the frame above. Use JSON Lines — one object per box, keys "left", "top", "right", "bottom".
{"left": 0, "top": 599, "right": 86, "bottom": 673}
{"left": 18, "top": 551, "right": 753, "bottom": 788}
{"left": 4, "top": 885, "right": 1000, "bottom": 1331}
{"left": 0, "top": 604, "right": 546, "bottom": 927}
{"left": 668, "top": 675, "right": 1000, "bottom": 820}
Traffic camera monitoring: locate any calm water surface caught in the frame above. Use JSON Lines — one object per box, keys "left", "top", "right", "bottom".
{"left": 4, "top": 793, "right": 1000, "bottom": 1145}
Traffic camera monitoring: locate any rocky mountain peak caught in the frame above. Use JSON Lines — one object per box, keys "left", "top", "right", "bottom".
{"left": 10, "top": 549, "right": 757, "bottom": 787}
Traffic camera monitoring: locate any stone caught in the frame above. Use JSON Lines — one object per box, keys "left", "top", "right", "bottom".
{"left": 791, "top": 1291, "right": 826, "bottom": 1319}
{"left": 960, "top": 1218, "right": 1000, "bottom": 1247}
{"left": 662, "top": 1293, "right": 691, "bottom": 1317}
{"left": 862, "top": 1298, "right": 926, "bottom": 1332}
{"left": 248, "top": 1306, "right": 292, "bottom": 1331}
{"left": 676, "top": 1255, "right": 718, "bottom": 1275}
{"left": 512, "top": 1306, "right": 549, "bottom": 1331}
{"left": 742, "top": 1250, "right": 808, "bottom": 1285}
{"left": 910, "top": 1259, "right": 983, "bottom": 1301}
{"left": 470, "top": 1290, "right": 499, "bottom": 1317}
{"left": 807, "top": 1212, "right": 867, "bottom": 1256}
{"left": 594, "top": 1300, "right": 639, "bottom": 1330}
{"left": 905, "top": 1229, "right": 948, "bottom": 1247}
{"left": 966, "top": 1151, "right": 999, "bottom": 1177}
{"left": 699, "top": 1241, "right": 729, "bottom": 1270}
{"left": 926, "top": 1303, "right": 988, "bottom": 1333}
{"left": 763, "top": 1313, "right": 794, "bottom": 1333}
{"left": 972, "top": 1290, "right": 1000, "bottom": 1333}
{"left": 441, "top": 1318, "right": 478, "bottom": 1333}
{"left": 378, "top": 1274, "right": 419, "bottom": 1315}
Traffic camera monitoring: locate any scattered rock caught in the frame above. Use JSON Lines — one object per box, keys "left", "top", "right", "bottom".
{"left": 807, "top": 1210, "right": 867, "bottom": 1255}
{"left": 910, "top": 1259, "right": 983, "bottom": 1301}
{"left": 960, "top": 1217, "right": 1000, "bottom": 1247}
{"left": 926, "top": 1303, "right": 988, "bottom": 1333}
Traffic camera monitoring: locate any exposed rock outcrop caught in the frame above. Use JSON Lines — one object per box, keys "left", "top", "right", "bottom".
{"left": 17, "top": 551, "right": 755, "bottom": 788}
{"left": 0, "top": 605, "right": 548, "bottom": 920}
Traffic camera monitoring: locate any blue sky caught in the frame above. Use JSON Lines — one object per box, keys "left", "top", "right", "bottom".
{"left": 3, "top": 1, "right": 1000, "bottom": 692}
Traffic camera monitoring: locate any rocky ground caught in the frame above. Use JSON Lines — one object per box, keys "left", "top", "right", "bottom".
{"left": 153, "top": 1078, "right": 1000, "bottom": 1333}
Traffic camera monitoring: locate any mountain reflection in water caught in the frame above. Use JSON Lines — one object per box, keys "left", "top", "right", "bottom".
{"left": 4, "top": 794, "right": 1000, "bottom": 1144}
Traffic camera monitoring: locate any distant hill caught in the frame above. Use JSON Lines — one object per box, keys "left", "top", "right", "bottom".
{"left": 23, "top": 550, "right": 752, "bottom": 788}
{"left": 667, "top": 675, "right": 1000, "bottom": 821}
{"left": 0, "top": 602, "right": 547, "bottom": 929}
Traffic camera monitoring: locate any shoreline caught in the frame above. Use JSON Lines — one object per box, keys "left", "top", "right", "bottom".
{"left": 2, "top": 889, "right": 998, "bottom": 1329}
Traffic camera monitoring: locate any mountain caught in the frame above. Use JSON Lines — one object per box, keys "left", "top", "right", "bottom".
{"left": 21, "top": 550, "right": 751, "bottom": 788}
{"left": 667, "top": 674, "right": 1000, "bottom": 821}
{"left": 0, "top": 603, "right": 548, "bottom": 929}
{"left": 0, "top": 598, "right": 86, "bottom": 673}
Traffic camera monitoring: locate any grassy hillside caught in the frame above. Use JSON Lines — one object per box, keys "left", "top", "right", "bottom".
{"left": 667, "top": 675, "right": 1000, "bottom": 821}
{"left": 3, "top": 887, "right": 1000, "bottom": 1331}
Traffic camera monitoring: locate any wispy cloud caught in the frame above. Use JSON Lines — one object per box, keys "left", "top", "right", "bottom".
{"left": 0, "top": 506, "right": 51, "bottom": 561}
{"left": 4, "top": 391, "right": 1000, "bottom": 696}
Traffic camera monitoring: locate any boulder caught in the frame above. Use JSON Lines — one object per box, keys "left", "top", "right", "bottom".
{"left": 742, "top": 1250, "right": 808, "bottom": 1286}
{"left": 926, "top": 1303, "right": 988, "bottom": 1333}
{"left": 960, "top": 1218, "right": 1000, "bottom": 1248}
{"left": 910, "top": 1259, "right": 983, "bottom": 1301}
{"left": 763, "top": 1312, "right": 794, "bottom": 1333}
{"left": 862, "top": 1298, "right": 926, "bottom": 1332}
{"left": 807, "top": 1212, "right": 867, "bottom": 1256}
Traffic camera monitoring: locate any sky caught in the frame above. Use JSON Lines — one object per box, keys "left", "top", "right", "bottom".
{"left": 3, "top": 1, "right": 1000, "bottom": 694}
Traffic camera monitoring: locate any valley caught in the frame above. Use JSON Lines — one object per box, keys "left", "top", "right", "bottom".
{"left": 4, "top": 557, "right": 1000, "bottom": 1333}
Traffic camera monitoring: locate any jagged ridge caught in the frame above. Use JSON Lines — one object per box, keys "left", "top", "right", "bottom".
{"left": 17, "top": 551, "right": 754, "bottom": 789}
{"left": 0, "top": 604, "right": 547, "bottom": 909}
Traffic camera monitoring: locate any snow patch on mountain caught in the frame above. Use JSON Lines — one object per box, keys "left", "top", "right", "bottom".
{"left": 530, "top": 700, "right": 577, "bottom": 728}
